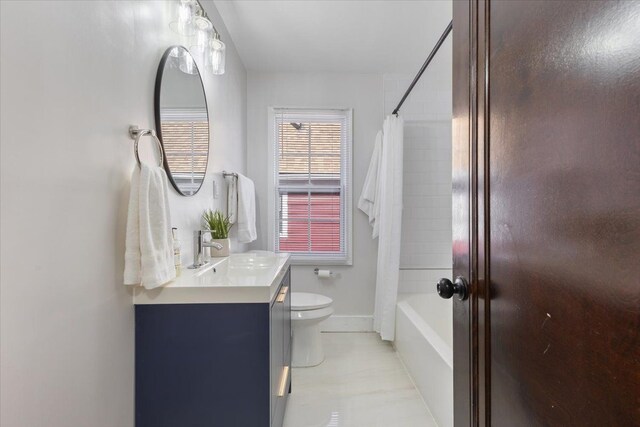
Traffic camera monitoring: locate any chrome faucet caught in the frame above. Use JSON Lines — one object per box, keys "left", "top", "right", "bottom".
{"left": 190, "top": 230, "right": 224, "bottom": 269}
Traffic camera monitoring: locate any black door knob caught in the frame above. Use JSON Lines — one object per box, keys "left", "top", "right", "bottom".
{"left": 437, "top": 277, "right": 469, "bottom": 300}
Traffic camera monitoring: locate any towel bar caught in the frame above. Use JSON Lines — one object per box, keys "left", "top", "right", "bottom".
{"left": 129, "top": 125, "right": 164, "bottom": 168}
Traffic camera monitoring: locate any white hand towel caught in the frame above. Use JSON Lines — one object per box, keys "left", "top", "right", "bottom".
{"left": 124, "top": 164, "right": 176, "bottom": 289}
{"left": 358, "top": 130, "right": 383, "bottom": 238}
{"left": 236, "top": 173, "right": 257, "bottom": 243}
{"left": 227, "top": 174, "right": 238, "bottom": 224}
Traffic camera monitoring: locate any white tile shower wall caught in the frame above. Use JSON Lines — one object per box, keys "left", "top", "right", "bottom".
{"left": 0, "top": 2, "right": 246, "bottom": 426}
{"left": 384, "top": 41, "right": 453, "bottom": 292}
{"left": 401, "top": 122, "right": 452, "bottom": 269}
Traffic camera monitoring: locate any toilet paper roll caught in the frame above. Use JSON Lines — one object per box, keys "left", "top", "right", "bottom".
{"left": 317, "top": 269, "right": 332, "bottom": 278}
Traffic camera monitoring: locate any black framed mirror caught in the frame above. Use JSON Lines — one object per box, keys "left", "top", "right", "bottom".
{"left": 155, "top": 46, "right": 209, "bottom": 196}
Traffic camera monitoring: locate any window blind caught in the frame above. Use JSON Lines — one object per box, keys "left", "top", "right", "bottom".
{"left": 160, "top": 107, "right": 209, "bottom": 195}
{"left": 272, "top": 108, "right": 352, "bottom": 263}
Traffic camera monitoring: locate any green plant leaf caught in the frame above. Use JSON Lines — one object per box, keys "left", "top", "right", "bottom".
{"left": 202, "top": 209, "right": 233, "bottom": 239}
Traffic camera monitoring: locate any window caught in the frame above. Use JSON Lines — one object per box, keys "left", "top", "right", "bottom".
{"left": 269, "top": 108, "right": 352, "bottom": 264}
{"left": 159, "top": 107, "right": 209, "bottom": 195}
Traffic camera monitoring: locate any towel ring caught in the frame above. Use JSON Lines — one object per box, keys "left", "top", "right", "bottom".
{"left": 129, "top": 125, "right": 164, "bottom": 167}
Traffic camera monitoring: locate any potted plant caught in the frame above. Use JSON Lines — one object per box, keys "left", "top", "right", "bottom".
{"left": 202, "top": 209, "right": 233, "bottom": 257}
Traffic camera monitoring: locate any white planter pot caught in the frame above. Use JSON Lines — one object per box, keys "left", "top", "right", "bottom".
{"left": 210, "top": 238, "right": 230, "bottom": 257}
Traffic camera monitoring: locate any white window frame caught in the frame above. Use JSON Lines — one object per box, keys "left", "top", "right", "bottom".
{"left": 267, "top": 107, "right": 353, "bottom": 265}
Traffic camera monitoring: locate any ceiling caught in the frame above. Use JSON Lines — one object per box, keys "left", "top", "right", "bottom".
{"left": 212, "top": 0, "right": 452, "bottom": 73}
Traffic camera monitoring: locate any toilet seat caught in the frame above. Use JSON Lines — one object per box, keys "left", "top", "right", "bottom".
{"left": 291, "top": 306, "right": 334, "bottom": 321}
{"left": 291, "top": 292, "right": 333, "bottom": 311}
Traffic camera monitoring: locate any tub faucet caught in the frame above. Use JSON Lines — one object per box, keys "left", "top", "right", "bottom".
{"left": 191, "top": 230, "right": 223, "bottom": 269}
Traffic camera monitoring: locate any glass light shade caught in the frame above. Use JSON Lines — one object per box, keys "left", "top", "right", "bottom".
{"left": 168, "top": 46, "right": 185, "bottom": 59}
{"left": 194, "top": 16, "right": 213, "bottom": 48}
{"left": 190, "top": 15, "right": 213, "bottom": 67}
{"left": 178, "top": 51, "right": 198, "bottom": 75}
{"left": 189, "top": 45, "right": 207, "bottom": 68}
{"left": 169, "top": 46, "right": 187, "bottom": 59}
{"left": 169, "top": 0, "right": 199, "bottom": 36}
{"left": 168, "top": 46, "right": 188, "bottom": 71}
{"left": 210, "top": 34, "right": 226, "bottom": 75}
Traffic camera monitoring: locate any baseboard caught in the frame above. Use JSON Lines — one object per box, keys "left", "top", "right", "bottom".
{"left": 320, "top": 315, "right": 374, "bottom": 332}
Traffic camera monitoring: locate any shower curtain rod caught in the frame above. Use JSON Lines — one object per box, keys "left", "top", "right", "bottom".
{"left": 392, "top": 20, "right": 453, "bottom": 116}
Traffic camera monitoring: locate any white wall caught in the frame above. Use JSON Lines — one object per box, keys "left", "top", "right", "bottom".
{"left": 0, "top": 2, "right": 246, "bottom": 426}
{"left": 383, "top": 35, "right": 453, "bottom": 294}
{"left": 247, "top": 72, "right": 382, "bottom": 328}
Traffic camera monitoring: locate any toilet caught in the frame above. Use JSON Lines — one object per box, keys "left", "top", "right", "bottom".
{"left": 290, "top": 292, "right": 333, "bottom": 367}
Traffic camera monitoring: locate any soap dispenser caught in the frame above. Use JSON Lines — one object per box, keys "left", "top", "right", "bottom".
{"left": 172, "top": 227, "right": 182, "bottom": 277}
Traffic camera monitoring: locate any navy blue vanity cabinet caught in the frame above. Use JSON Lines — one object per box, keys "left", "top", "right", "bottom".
{"left": 270, "top": 269, "right": 291, "bottom": 426}
{"left": 135, "top": 266, "right": 291, "bottom": 427}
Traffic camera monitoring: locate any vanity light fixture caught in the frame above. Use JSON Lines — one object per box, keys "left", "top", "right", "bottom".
{"left": 170, "top": 0, "right": 226, "bottom": 75}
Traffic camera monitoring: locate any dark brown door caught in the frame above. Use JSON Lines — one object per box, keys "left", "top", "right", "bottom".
{"left": 452, "top": 0, "right": 475, "bottom": 425}
{"left": 452, "top": 1, "right": 640, "bottom": 425}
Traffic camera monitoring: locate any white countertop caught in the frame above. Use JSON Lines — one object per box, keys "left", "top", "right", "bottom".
{"left": 133, "top": 252, "right": 291, "bottom": 305}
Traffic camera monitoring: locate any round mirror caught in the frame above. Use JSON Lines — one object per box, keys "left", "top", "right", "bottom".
{"left": 155, "top": 46, "right": 209, "bottom": 196}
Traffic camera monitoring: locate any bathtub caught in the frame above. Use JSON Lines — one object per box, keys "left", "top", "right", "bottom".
{"left": 395, "top": 293, "right": 453, "bottom": 427}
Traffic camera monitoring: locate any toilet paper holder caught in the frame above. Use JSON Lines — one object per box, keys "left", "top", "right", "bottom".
{"left": 314, "top": 268, "right": 334, "bottom": 278}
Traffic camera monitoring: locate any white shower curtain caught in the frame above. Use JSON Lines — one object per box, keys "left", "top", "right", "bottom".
{"left": 373, "top": 115, "right": 404, "bottom": 341}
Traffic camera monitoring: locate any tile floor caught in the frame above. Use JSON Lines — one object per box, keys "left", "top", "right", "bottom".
{"left": 283, "top": 333, "right": 438, "bottom": 427}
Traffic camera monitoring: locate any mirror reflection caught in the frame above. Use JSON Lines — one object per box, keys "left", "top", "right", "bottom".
{"left": 155, "top": 46, "right": 209, "bottom": 196}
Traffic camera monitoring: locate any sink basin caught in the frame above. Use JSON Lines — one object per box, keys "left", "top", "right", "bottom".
{"left": 228, "top": 251, "right": 278, "bottom": 269}
{"left": 192, "top": 257, "right": 227, "bottom": 278}
{"left": 183, "top": 251, "right": 280, "bottom": 288}
{"left": 189, "top": 251, "right": 279, "bottom": 285}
